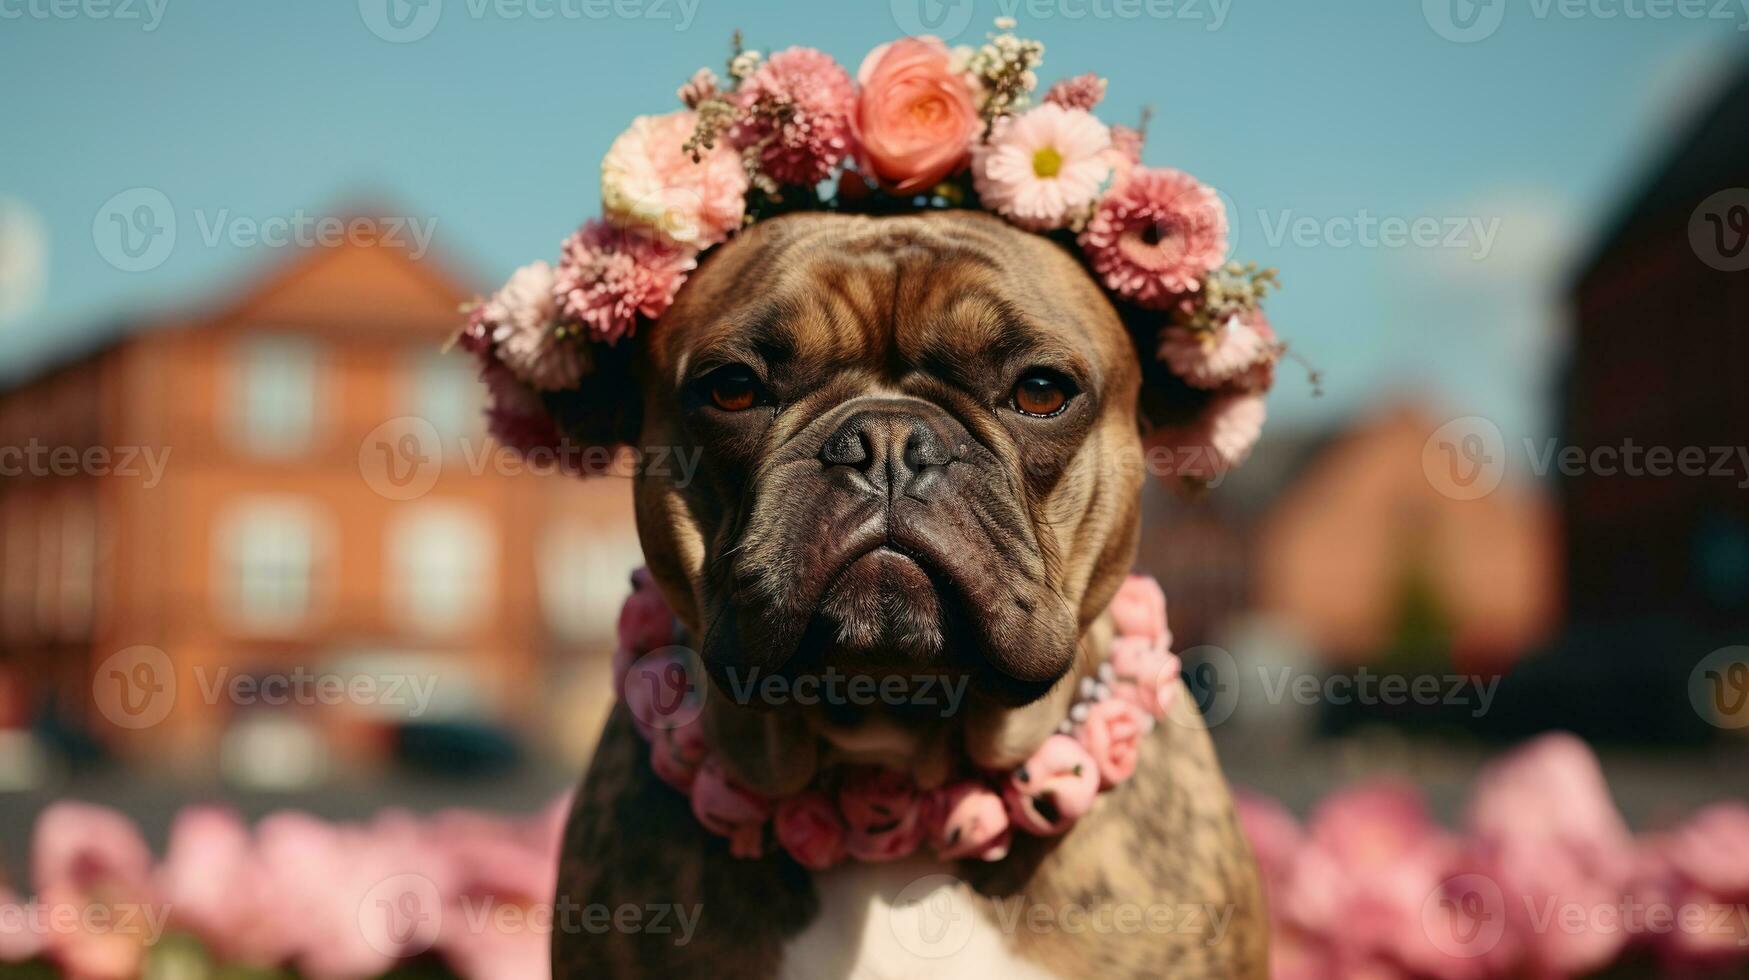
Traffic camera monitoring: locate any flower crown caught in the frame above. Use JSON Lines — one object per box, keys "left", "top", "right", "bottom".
{"left": 457, "top": 20, "right": 1286, "bottom": 485}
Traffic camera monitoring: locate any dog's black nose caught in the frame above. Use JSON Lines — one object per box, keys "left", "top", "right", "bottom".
{"left": 820, "top": 404, "right": 954, "bottom": 496}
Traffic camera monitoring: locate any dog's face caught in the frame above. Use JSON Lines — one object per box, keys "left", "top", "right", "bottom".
{"left": 631, "top": 211, "right": 1147, "bottom": 713}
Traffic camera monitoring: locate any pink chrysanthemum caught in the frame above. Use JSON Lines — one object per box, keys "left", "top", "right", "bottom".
{"left": 1155, "top": 391, "right": 1267, "bottom": 480}
{"left": 602, "top": 111, "right": 748, "bottom": 248}
{"left": 972, "top": 103, "right": 1112, "bottom": 231}
{"left": 1080, "top": 167, "right": 1228, "bottom": 308}
{"left": 1043, "top": 72, "right": 1107, "bottom": 111}
{"left": 554, "top": 220, "right": 698, "bottom": 346}
{"left": 731, "top": 46, "right": 857, "bottom": 187}
{"left": 481, "top": 260, "right": 588, "bottom": 392}
{"left": 1158, "top": 312, "right": 1279, "bottom": 390}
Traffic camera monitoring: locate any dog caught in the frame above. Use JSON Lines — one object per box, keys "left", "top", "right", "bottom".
{"left": 551, "top": 210, "right": 1268, "bottom": 978}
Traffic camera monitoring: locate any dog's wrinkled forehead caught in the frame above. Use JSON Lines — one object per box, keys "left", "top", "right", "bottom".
{"left": 651, "top": 211, "right": 1132, "bottom": 395}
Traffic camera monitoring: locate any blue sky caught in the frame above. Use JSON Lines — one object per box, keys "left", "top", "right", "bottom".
{"left": 2, "top": 0, "right": 1745, "bottom": 442}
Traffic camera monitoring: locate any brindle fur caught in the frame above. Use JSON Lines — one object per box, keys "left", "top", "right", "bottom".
{"left": 552, "top": 211, "right": 1268, "bottom": 978}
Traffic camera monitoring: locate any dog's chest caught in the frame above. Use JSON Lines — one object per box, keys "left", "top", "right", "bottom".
{"left": 778, "top": 857, "right": 1064, "bottom": 980}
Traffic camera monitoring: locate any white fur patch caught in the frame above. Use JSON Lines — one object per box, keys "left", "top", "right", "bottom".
{"left": 779, "top": 857, "right": 1063, "bottom": 980}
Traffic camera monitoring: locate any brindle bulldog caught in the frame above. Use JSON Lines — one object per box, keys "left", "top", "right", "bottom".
{"left": 552, "top": 210, "right": 1267, "bottom": 978}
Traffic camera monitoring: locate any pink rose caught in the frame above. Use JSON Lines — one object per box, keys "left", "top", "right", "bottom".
{"left": 32, "top": 802, "right": 156, "bottom": 980}
{"left": 691, "top": 760, "right": 771, "bottom": 859}
{"left": 1004, "top": 735, "right": 1101, "bottom": 836}
{"left": 1107, "top": 636, "right": 1181, "bottom": 719}
{"left": 622, "top": 648, "right": 704, "bottom": 741}
{"left": 648, "top": 716, "right": 708, "bottom": 792}
{"left": 617, "top": 567, "right": 675, "bottom": 657}
{"left": 928, "top": 782, "right": 1012, "bottom": 862}
{"left": 852, "top": 37, "right": 981, "bottom": 194}
{"left": 1108, "top": 574, "right": 1169, "bottom": 643}
{"left": 1075, "top": 698, "right": 1149, "bottom": 788}
{"left": 838, "top": 767, "right": 926, "bottom": 862}
{"left": 774, "top": 792, "right": 849, "bottom": 871}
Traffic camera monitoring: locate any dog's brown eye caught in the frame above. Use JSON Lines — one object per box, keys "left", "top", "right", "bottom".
{"left": 1013, "top": 372, "right": 1070, "bottom": 417}
{"left": 706, "top": 366, "right": 761, "bottom": 412}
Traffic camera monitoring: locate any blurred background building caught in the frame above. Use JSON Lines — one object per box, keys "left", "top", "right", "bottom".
{"left": 0, "top": 229, "right": 643, "bottom": 795}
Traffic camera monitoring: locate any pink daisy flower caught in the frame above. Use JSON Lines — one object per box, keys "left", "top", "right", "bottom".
{"left": 1158, "top": 312, "right": 1279, "bottom": 390}
{"left": 1043, "top": 72, "right": 1108, "bottom": 111}
{"left": 601, "top": 110, "right": 748, "bottom": 248}
{"left": 731, "top": 46, "right": 857, "bottom": 187}
{"left": 554, "top": 220, "right": 698, "bottom": 346}
{"left": 1080, "top": 167, "right": 1228, "bottom": 308}
{"left": 482, "top": 260, "right": 587, "bottom": 392}
{"left": 972, "top": 103, "right": 1113, "bottom": 231}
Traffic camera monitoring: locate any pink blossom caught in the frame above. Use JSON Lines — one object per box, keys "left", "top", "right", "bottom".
{"left": 852, "top": 37, "right": 981, "bottom": 194}
{"left": 1465, "top": 733, "right": 1637, "bottom": 979}
{"left": 838, "top": 767, "right": 926, "bottom": 862}
{"left": 1147, "top": 390, "right": 1267, "bottom": 480}
{"left": 622, "top": 648, "right": 703, "bottom": 741}
{"left": 1158, "top": 312, "right": 1278, "bottom": 390}
{"left": 691, "top": 760, "right": 771, "bottom": 859}
{"left": 1106, "top": 124, "right": 1144, "bottom": 176}
{"left": 156, "top": 806, "right": 289, "bottom": 968}
{"left": 481, "top": 260, "right": 585, "bottom": 392}
{"left": 0, "top": 885, "right": 45, "bottom": 964}
{"left": 928, "top": 782, "right": 1012, "bottom": 862}
{"left": 1075, "top": 698, "right": 1149, "bottom": 787}
{"left": 554, "top": 220, "right": 698, "bottom": 346}
{"left": 32, "top": 802, "right": 156, "bottom": 980}
{"left": 600, "top": 110, "right": 747, "bottom": 248}
{"left": 649, "top": 716, "right": 709, "bottom": 792}
{"left": 616, "top": 567, "right": 676, "bottom": 658}
{"left": 432, "top": 812, "right": 553, "bottom": 980}
{"left": 1042, "top": 72, "right": 1107, "bottom": 111}
{"left": 774, "top": 792, "right": 849, "bottom": 871}
{"left": 1108, "top": 573, "right": 1170, "bottom": 643}
{"left": 1664, "top": 801, "right": 1749, "bottom": 899}
{"left": 732, "top": 47, "right": 857, "bottom": 186}
{"left": 972, "top": 103, "right": 1112, "bottom": 231}
{"left": 1107, "top": 635, "right": 1181, "bottom": 718}
{"left": 1004, "top": 735, "right": 1101, "bottom": 836}
{"left": 1079, "top": 167, "right": 1228, "bottom": 308}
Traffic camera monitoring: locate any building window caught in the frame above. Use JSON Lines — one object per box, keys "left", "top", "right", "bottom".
{"left": 231, "top": 335, "right": 319, "bottom": 455}
{"left": 406, "top": 348, "right": 485, "bottom": 452}
{"left": 386, "top": 503, "right": 494, "bottom": 634}
{"left": 538, "top": 520, "right": 644, "bottom": 642}
{"left": 215, "top": 499, "right": 326, "bottom": 631}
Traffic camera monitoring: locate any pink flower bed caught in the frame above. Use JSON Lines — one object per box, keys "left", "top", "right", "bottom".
{"left": 1239, "top": 734, "right": 1749, "bottom": 979}
{"left": 0, "top": 796, "right": 571, "bottom": 980}
{"left": 3, "top": 734, "right": 1742, "bottom": 978}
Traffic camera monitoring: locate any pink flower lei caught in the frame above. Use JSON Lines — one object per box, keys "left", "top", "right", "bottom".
{"left": 457, "top": 21, "right": 1293, "bottom": 491}
{"left": 614, "top": 569, "right": 1181, "bottom": 866}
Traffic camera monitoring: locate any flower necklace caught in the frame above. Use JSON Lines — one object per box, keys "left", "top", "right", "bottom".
{"left": 612, "top": 569, "right": 1182, "bottom": 869}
